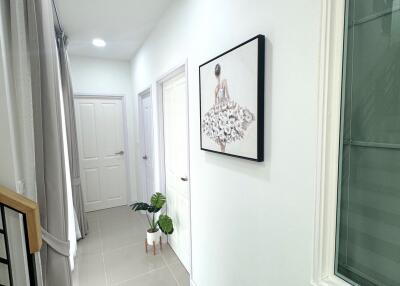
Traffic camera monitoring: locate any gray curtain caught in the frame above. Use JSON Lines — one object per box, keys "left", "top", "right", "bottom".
{"left": 25, "top": 0, "right": 72, "bottom": 285}
{"left": 57, "top": 33, "right": 89, "bottom": 239}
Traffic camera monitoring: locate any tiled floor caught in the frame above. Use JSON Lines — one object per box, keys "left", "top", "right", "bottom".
{"left": 72, "top": 206, "right": 190, "bottom": 286}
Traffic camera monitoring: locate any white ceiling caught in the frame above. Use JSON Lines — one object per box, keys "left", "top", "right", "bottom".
{"left": 55, "top": 0, "right": 174, "bottom": 60}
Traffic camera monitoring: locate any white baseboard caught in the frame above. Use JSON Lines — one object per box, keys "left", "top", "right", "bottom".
{"left": 190, "top": 278, "right": 197, "bottom": 286}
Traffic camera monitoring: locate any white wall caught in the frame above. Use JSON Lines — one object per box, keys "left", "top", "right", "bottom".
{"left": 0, "top": 44, "right": 15, "bottom": 189}
{"left": 0, "top": 0, "right": 15, "bottom": 190}
{"left": 130, "top": 0, "right": 321, "bottom": 285}
{"left": 69, "top": 56, "right": 138, "bottom": 203}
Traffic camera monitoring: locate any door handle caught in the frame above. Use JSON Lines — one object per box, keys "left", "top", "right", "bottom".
{"left": 180, "top": 177, "right": 188, "bottom": 182}
{"left": 142, "top": 155, "right": 148, "bottom": 160}
{"left": 115, "top": 150, "right": 124, "bottom": 155}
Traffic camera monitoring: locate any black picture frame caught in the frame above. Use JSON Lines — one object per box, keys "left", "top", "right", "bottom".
{"left": 199, "top": 34, "right": 265, "bottom": 162}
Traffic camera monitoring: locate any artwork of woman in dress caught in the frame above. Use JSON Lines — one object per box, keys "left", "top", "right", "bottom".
{"left": 201, "top": 63, "right": 255, "bottom": 152}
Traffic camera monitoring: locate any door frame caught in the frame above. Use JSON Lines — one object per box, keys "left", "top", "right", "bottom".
{"left": 73, "top": 93, "right": 132, "bottom": 209}
{"left": 312, "top": 0, "right": 350, "bottom": 286}
{"left": 137, "top": 87, "right": 154, "bottom": 203}
{"left": 156, "top": 60, "right": 193, "bottom": 274}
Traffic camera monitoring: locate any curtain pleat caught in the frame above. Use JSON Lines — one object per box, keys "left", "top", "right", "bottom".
{"left": 25, "top": 0, "right": 72, "bottom": 285}
{"left": 57, "top": 34, "right": 89, "bottom": 239}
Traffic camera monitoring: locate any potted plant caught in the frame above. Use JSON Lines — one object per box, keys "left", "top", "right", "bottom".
{"left": 131, "top": 192, "right": 174, "bottom": 247}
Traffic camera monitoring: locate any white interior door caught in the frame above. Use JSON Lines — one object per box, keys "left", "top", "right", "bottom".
{"left": 138, "top": 92, "right": 154, "bottom": 203}
{"left": 162, "top": 71, "right": 191, "bottom": 271}
{"left": 74, "top": 97, "right": 128, "bottom": 212}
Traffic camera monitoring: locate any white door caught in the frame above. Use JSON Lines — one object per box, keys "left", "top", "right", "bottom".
{"left": 138, "top": 92, "right": 154, "bottom": 202}
{"left": 162, "top": 71, "right": 191, "bottom": 271}
{"left": 74, "top": 97, "right": 128, "bottom": 212}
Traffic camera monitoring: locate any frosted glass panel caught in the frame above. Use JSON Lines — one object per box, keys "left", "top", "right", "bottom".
{"left": 336, "top": 1, "right": 400, "bottom": 285}
{"left": 0, "top": 206, "right": 31, "bottom": 286}
{"left": 0, "top": 262, "right": 10, "bottom": 286}
{"left": 0, "top": 233, "right": 6, "bottom": 259}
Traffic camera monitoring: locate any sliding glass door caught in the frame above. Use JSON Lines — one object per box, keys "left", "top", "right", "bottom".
{"left": 336, "top": 0, "right": 400, "bottom": 285}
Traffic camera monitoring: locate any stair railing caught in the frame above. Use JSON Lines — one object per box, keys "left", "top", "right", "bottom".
{"left": 0, "top": 186, "right": 41, "bottom": 286}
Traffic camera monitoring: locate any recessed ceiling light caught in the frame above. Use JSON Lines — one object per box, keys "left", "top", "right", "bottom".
{"left": 92, "top": 38, "right": 106, "bottom": 47}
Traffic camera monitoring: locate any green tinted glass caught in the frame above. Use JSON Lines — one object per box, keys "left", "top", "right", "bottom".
{"left": 336, "top": 0, "right": 400, "bottom": 285}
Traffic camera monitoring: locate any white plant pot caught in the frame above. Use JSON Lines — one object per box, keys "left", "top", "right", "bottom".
{"left": 147, "top": 230, "right": 161, "bottom": 245}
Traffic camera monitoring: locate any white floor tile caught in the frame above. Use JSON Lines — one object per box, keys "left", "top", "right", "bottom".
{"left": 75, "top": 253, "right": 107, "bottom": 286}
{"left": 103, "top": 240, "right": 166, "bottom": 285}
{"left": 161, "top": 244, "right": 180, "bottom": 265}
{"left": 114, "top": 267, "right": 179, "bottom": 286}
{"left": 74, "top": 206, "right": 188, "bottom": 286}
{"left": 77, "top": 230, "right": 102, "bottom": 256}
{"left": 86, "top": 212, "right": 100, "bottom": 232}
{"left": 100, "top": 213, "right": 147, "bottom": 252}
{"left": 169, "top": 261, "right": 190, "bottom": 286}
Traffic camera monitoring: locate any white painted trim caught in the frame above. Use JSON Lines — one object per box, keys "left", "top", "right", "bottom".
{"left": 155, "top": 60, "right": 193, "bottom": 277}
{"left": 311, "top": 0, "right": 351, "bottom": 286}
{"left": 73, "top": 94, "right": 132, "bottom": 207}
{"left": 74, "top": 93, "right": 126, "bottom": 99}
{"left": 155, "top": 60, "right": 189, "bottom": 197}
{"left": 137, "top": 87, "right": 154, "bottom": 203}
{"left": 156, "top": 64, "right": 186, "bottom": 84}
{"left": 190, "top": 278, "right": 198, "bottom": 286}
{"left": 155, "top": 84, "right": 166, "bottom": 196}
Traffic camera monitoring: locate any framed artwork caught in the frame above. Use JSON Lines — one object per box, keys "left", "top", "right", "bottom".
{"left": 199, "top": 34, "right": 265, "bottom": 162}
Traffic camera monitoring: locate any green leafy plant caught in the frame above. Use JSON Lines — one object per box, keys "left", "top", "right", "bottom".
{"left": 131, "top": 192, "right": 174, "bottom": 234}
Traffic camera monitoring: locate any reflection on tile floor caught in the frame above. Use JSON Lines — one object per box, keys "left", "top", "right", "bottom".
{"left": 72, "top": 206, "right": 190, "bottom": 286}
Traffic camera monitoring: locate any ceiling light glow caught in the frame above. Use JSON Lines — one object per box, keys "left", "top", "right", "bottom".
{"left": 92, "top": 38, "right": 106, "bottom": 47}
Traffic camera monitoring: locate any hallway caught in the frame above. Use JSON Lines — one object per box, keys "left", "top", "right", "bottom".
{"left": 72, "top": 206, "right": 189, "bottom": 286}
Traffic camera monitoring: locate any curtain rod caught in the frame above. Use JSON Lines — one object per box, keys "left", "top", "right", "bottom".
{"left": 51, "top": 0, "right": 63, "bottom": 36}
